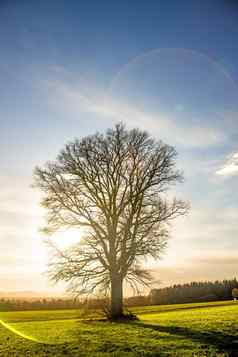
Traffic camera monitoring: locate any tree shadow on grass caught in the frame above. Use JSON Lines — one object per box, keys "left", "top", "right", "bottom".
{"left": 133, "top": 322, "right": 238, "bottom": 356}
{"left": 72, "top": 319, "right": 196, "bottom": 355}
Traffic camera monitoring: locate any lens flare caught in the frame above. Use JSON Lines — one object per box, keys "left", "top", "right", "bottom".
{"left": 0, "top": 319, "right": 40, "bottom": 343}
{"left": 106, "top": 48, "right": 238, "bottom": 149}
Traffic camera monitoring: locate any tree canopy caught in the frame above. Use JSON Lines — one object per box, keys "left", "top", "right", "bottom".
{"left": 34, "top": 123, "right": 188, "bottom": 318}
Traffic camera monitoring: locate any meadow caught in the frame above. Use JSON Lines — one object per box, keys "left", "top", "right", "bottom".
{"left": 0, "top": 300, "right": 237, "bottom": 356}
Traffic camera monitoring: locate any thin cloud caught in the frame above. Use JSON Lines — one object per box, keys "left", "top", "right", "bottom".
{"left": 195, "top": 254, "right": 238, "bottom": 266}
{"left": 216, "top": 152, "right": 238, "bottom": 176}
{"left": 44, "top": 78, "right": 226, "bottom": 149}
{"left": 152, "top": 252, "right": 238, "bottom": 287}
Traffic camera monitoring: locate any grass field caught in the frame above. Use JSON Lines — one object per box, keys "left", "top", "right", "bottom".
{"left": 0, "top": 300, "right": 237, "bottom": 356}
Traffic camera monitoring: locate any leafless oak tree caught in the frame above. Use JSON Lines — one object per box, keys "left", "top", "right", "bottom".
{"left": 34, "top": 123, "right": 188, "bottom": 319}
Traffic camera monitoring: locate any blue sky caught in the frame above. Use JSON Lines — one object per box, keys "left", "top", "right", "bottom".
{"left": 0, "top": 0, "right": 238, "bottom": 293}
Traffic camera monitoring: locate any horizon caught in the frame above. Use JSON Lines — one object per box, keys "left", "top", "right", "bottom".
{"left": 1, "top": 276, "right": 237, "bottom": 299}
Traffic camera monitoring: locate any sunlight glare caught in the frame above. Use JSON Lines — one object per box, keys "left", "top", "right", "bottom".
{"left": 50, "top": 228, "right": 83, "bottom": 249}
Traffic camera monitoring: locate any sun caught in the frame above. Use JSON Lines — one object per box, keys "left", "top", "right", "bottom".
{"left": 50, "top": 228, "right": 83, "bottom": 249}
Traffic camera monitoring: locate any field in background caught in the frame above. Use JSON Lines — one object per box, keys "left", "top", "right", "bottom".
{"left": 0, "top": 300, "right": 237, "bottom": 356}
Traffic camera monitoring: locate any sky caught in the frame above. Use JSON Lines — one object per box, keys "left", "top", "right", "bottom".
{"left": 0, "top": 0, "right": 238, "bottom": 294}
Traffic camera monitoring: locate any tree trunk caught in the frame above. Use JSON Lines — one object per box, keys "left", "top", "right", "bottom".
{"left": 110, "top": 273, "right": 123, "bottom": 319}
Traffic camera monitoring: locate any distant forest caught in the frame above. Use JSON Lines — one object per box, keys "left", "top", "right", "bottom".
{"left": 150, "top": 278, "right": 238, "bottom": 305}
{"left": 0, "top": 278, "right": 237, "bottom": 311}
{"left": 0, "top": 297, "right": 85, "bottom": 311}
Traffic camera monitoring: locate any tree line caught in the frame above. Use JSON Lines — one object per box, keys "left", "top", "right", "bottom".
{"left": 0, "top": 278, "right": 237, "bottom": 311}
{"left": 0, "top": 298, "right": 85, "bottom": 311}
{"left": 149, "top": 278, "right": 238, "bottom": 305}
{"left": 0, "top": 296, "right": 148, "bottom": 311}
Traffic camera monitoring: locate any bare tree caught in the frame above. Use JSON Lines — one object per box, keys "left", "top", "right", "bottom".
{"left": 34, "top": 123, "right": 188, "bottom": 319}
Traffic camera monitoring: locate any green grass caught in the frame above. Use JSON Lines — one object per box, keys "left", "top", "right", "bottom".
{"left": 0, "top": 300, "right": 237, "bottom": 356}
